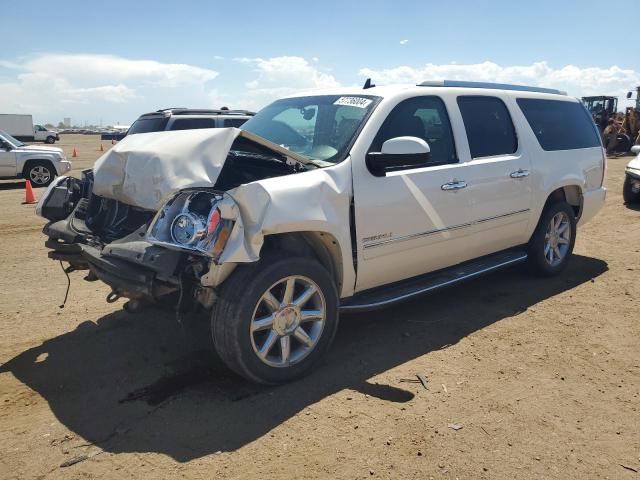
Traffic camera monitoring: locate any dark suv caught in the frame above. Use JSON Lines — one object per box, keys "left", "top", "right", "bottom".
{"left": 107, "top": 108, "right": 255, "bottom": 140}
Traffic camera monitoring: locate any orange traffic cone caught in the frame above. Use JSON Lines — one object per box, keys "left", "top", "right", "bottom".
{"left": 99, "top": 144, "right": 104, "bottom": 152}
{"left": 24, "top": 180, "right": 37, "bottom": 204}
{"left": 72, "top": 148, "right": 77, "bottom": 157}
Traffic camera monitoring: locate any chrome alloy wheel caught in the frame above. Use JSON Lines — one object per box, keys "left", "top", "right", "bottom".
{"left": 29, "top": 166, "right": 51, "bottom": 185}
{"left": 544, "top": 211, "right": 571, "bottom": 266}
{"left": 250, "top": 275, "right": 326, "bottom": 368}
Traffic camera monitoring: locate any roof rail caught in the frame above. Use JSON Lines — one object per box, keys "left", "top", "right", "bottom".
{"left": 417, "top": 80, "right": 567, "bottom": 96}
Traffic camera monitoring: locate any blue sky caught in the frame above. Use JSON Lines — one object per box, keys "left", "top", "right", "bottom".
{"left": 2, "top": 0, "right": 639, "bottom": 125}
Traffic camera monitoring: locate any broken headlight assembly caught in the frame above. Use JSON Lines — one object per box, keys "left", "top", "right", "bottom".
{"left": 147, "top": 190, "right": 233, "bottom": 260}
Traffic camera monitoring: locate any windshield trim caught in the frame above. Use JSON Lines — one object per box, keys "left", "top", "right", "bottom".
{"left": 241, "top": 94, "right": 382, "bottom": 165}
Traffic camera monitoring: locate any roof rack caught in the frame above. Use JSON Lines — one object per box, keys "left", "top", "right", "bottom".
{"left": 150, "top": 108, "right": 256, "bottom": 116}
{"left": 417, "top": 80, "right": 567, "bottom": 96}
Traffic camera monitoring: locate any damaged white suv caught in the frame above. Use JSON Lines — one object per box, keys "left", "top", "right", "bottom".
{"left": 37, "top": 80, "right": 606, "bottom": 384}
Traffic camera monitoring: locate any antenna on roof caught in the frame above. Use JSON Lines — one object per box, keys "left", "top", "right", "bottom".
{"left": 363, "top": 78, "right": 375, "bottom": 90}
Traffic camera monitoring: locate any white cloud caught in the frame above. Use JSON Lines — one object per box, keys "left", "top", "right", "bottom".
{"left": 359, "top": 61, "right": 640, "bottom": 107}
{"left": 235, "top": 56, "right": 340, "bottom": 109}
{"left": 399, "top": 39, "right": 409, "bottom": 45}
{"left": 0, "top": 53, "right": 219, "bottom": 122}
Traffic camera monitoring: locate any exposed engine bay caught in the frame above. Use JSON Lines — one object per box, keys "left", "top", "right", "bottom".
{"left": 38, "top": 129, "right": 311, "bottom": 311}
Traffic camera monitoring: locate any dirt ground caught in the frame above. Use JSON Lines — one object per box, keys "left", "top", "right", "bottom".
{"left": 0, "top": 134, "right": 638, "bottom": 479}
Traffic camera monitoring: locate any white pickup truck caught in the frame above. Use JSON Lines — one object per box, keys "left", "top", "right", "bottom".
{"left": 36, "top": 80, "right": 606, "bottom": 384}
{"left": 0, "top": 130, "right": 71, "bottom": 186}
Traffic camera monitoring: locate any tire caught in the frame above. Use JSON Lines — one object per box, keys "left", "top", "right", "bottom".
{"left": 623, "top": 175, "right": 640, "bottom": 204}
{"left": 212, "top": 254, "right": 339, "bottom": 384}
{"left": 527, "top": 201, "right": 576, "bottom": 277}
{"left": 45, "top": 136, "right": 55, "bottom": 144}
{"left": 24, "top": 160, "right": 55, "bottom": 187}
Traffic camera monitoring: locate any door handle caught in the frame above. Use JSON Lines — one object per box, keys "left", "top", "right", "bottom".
{"left": 510, "top": 169, "right": 530, "bottom": 178}
{"left": 441, "top": 180, "right": 467, "bottom": 191}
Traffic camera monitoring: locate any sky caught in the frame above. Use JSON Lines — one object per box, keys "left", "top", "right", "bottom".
{"left": 2, "top": 0, "right": 639, "bottom": 126}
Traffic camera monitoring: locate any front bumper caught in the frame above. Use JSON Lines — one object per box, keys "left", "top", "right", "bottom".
{"left": 578, "top": 187, "right": 606, "bottom": 226}
{"left": 44, "top": 216, "right": 183, "bottom": 302}
{"left": 56, "top": 160, "right": 72, "bottom": 175}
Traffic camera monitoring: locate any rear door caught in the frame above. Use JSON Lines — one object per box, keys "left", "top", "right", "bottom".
{"left": 352, "top": 95, "right": 475, "bottom": 292}
{"left": 454, "top": 95, "right": 533, "bottom": 255}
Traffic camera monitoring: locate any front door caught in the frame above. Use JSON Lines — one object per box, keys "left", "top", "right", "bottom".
{"left": 352, "top": 95, "right": 475, "bottom": 292}
{"left": 0, "top": 143, "right": 16, "bottom": 177}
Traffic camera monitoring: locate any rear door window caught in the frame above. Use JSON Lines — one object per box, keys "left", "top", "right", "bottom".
{"left": 516, "top": 98, "right": 601, "bottom": 151}
{"left": 457, "top": 96, "right": 518, "bottom": 158}
{"left": 222, "top": 118, "right": 248, "bottom": 128}
{"left": 169, "top": 118, "right": 217, "bottom": 130}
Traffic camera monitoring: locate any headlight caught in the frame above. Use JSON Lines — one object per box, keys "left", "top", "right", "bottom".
{"left": 147, "top": 190, "right": 234, "bottom": 260}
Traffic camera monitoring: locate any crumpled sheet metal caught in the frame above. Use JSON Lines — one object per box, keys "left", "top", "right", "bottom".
{"left": 220, "top": 159, "right": 356, "bottom": 296}
{"left": 92, "top": 128, "right": 242, "bottom": 211}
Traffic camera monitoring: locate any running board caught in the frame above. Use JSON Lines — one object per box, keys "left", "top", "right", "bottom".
{"left": 340, "top": 250, "right": 528, "bottom": 312}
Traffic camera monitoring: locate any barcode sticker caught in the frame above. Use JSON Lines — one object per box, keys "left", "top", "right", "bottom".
{"left": 333, "top": 97, "right": 372, "bottom": 108}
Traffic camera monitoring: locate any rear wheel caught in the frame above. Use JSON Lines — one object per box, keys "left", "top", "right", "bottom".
{"left": 212, "top": 255, "right": 339, "bottom": 384}
{"left": 25, "top": 161, "right": 55, "bottom": 187}
{"left": 527, "top": 201, "right": 576, "bottom": 276}
{"left": 623, "top": 175, "right": 640, "bottom": 204}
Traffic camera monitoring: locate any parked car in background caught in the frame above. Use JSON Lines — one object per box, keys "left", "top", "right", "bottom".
{"left": 0, "top": 114, "right": 59, "bottom": 144}
{"left": 0, "top": 130, "right": 70, "bottom": 186}
{"left": 100, "top": 108, "right": 255, "bottom": 141}
{"left": 624, "top": 145, "right": 640, "bottom": 203}
{"left": 37, "top": 80, "right": 606, "bottom": 383}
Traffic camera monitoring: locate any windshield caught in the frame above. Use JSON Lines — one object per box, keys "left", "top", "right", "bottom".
{"left": 128, "top": 116, "right": 169, "bottom": 135}
{"left": 0, "top": 130, "right": 25, "bottom": 147}
{"left": 241, "top": 95, "right": 380, "bottom": 163}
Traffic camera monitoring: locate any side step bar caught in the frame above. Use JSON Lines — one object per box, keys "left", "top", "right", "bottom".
{"left": 340, "top": 250, "right": 528, "bottom": 312}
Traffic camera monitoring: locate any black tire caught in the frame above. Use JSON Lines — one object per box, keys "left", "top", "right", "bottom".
{"left": 212, "top": 254, "right": 339, "bottom": 384}
{"left": 623, "top": 175, "right": 640, "bottom": 204}
{"left": 45, "top": 136, "right": 56, "bottom": 144}
{"left": 24, "top": 160, "right": 55, "bottom": 187}
{"left": 527, "top": 201, "right": 576, "bottom": 277}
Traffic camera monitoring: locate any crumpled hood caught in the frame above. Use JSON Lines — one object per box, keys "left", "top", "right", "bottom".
{"left": 627, "top": 154, "right": 640, "bottom": 172}
{"left": 92, "top": 128, "right": 311, "bottom": 211}
{"left": 93, "top": 128, "right": 240, "bottom": 210}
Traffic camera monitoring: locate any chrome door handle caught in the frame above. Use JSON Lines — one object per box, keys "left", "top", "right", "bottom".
{"left": 510, "top": 169, "right": 530, "bottom": 178}
{"left": 441, "top": 180, "right": 467, "bottom": 191}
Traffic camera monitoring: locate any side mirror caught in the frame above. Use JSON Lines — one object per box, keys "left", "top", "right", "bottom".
{"left": 627, "top": 92, "right": 633, "bottom": 99}
{"left": 366, "top": 136, "right": 431, "bottom": 177}
{"left": 631, "top": 145, "right": 640, "bottom": 155}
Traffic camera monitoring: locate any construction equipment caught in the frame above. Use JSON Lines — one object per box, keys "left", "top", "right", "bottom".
{"left": 582, "top": 95, "right": 617, "bottom": 132}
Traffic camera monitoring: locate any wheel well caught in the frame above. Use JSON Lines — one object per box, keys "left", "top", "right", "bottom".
{"left": 544, "top": 185, "right": 582, "bottom": 219}
{"left": 21, "top": 159, "right": 54, "bottom": 178}
{"left": 261, "top": 232, "right": 343, "bottom": 293}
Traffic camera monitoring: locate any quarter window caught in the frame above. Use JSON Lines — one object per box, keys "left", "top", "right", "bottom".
{"left": 457, "top": 96, "right": 518, "bottom": 158}
{"left": 371, "top": 96, "right": 457, "bottom": 165}
{"left": 516, "top": 98, "right": 601, "bottom": 151}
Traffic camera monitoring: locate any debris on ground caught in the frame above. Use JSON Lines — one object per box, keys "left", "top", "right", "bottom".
{"left": 60, "top": 449, "right": 103, "bottom": 468}
{"left": 448, "top": 423, "right": 463, "bottom": 431}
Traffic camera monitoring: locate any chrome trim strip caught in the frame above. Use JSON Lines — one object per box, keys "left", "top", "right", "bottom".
{"left": 362, "top": 208, "right": 530, "bottom": 249}
{"left": 340, "top": 253, "right": 528, "bottom": 312}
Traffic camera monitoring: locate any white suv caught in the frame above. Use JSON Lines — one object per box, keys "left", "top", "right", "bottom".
{"left": 37, "top": 80, "right": 606, "bottom": 384}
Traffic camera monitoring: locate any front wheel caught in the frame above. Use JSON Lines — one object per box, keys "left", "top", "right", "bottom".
{"left": 527, "top": 201, "right": 576, "bottom": 276}
{"left": 45, "top": 136, "right": 56, "bottom": 144}
{"left": 623, "top": 175, "right": 640, "bottom": 204}
{"left": 212, "top": 255, "right": 339, "bottom": 384}
{"left": 26, "top": 161, "right": 55, "bottom": 187}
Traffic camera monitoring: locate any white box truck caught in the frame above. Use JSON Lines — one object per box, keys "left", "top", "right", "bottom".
{"left": 0, "top": 114, "right": 59, "bottom": 144}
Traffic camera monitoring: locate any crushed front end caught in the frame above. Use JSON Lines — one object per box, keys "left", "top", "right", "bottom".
{"left": 38, "top": 170, "right": 236, "bottom": 310}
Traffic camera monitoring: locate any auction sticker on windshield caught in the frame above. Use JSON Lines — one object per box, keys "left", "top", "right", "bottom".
{"left": 333, "top": 97, "right": 373, "bottom": 108}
